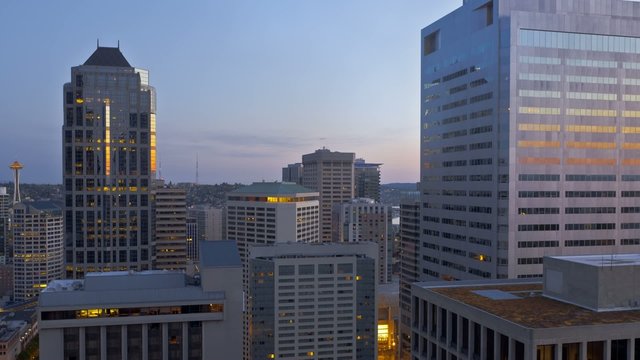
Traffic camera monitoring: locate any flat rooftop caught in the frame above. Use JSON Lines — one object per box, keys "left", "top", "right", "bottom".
{"left": 40, "top": 271, "right": 224, "bottom": 309}
{"left": 549, "top": 254, "right": 640, "bottom": 267}
{"left": 422, "top": 281, "right": 640, "bottom": 329}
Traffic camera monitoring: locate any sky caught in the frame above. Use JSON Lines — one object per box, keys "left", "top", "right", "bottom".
{"left": 0, "top": 0, "right": 460, "bottom": 185}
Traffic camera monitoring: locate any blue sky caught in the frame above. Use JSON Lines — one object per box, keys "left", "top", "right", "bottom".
{"left": 0, "top": 0, "right": 459, "bottom": 184}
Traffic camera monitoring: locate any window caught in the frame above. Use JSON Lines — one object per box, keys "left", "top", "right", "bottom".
{"left": 424, "top": 31, "right": 440, "bottom": 56}
{"left": 518, "top": 224, "right": 559, "bottom": 231}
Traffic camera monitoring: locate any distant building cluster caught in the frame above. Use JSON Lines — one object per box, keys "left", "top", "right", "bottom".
{"left": 4, "top": 2, "right": 640, "bottom": 358}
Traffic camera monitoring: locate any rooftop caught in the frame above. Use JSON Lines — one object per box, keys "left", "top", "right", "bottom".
{"left": 83, "top": 46, "right": 131, "bottom": 67}
{"left": 40, "top": 271, "right": 223, "bottom": 309}
{"left": 550, "top": 253, "right": 640, "bottom": 267}
{"left": 420, "top": 280, "right": 640, "bottom": 329}
{"left": 229, "top": 182, "right": 317, "bottom": 196}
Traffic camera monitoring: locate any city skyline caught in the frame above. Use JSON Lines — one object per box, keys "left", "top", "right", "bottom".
{"left": 0, "top": 1, "right": 459, "bottom": 184}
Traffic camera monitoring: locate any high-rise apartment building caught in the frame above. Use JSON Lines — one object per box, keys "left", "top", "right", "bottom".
{"left": 333, "top": 198, "right": 393, "bottom": 284}
{"left": 354, "top": 159, "right": 382, "bottom": 202}
{"left": 187, "top": 205, "right": 224, "bottom": 241}
{"left": 282, "top": 163, "right": 304, "bottom": 185}
{"left": 12, "top": 201, "right": 64, "bottom": 301}
{"left": 302, "top": 148, "right": 355, "bottom": 242}
{"left": 38, "top": 240, "right": 243, "bottom": 360}
{"left": 63, "top": 46, "right": 156, "bottom": 278}
{"left": 398, "top": 198, "right": 420, "bottom": 360}
{"left": 420, "top": 0, "right": 640, "bottom": 281}
{"left": 0, "top": 187, "right": 9, "bottom": 263}
{"left": 153, "top": 183, "right": 187, "bottom": 271}
{"left": 248, "top": 242, "right": 378, "bottom": 360}
{"left": 226, "top": 182, "right": 320, "bottom": 263}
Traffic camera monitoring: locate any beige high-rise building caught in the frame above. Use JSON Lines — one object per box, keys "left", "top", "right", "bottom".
{"left": 226, "top": 182, "right": 320, "bottom": 263}
{"left": 333, "top": 198, "right": 393, "bottom": 284}
{"left": 12, "top": 201, "right": 64, "bottom": 301}
{"left": 302, "top": 148, "right": 355, "bottom": 242}
{"left": 153, "top": 184, "right": 187, "bottom": 271}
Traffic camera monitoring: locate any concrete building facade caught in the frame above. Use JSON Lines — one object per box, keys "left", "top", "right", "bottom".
{"left": 38, "top": 241, "right": 243, "bottom": 360}
{"left": 302, "top": 149, "right": 355, "bottom": 242}
{"left": 12, "top": 201, "right": 64, "bottom": 302}
{"left": 398, "top": 198, "right": 420, "bottom": 360}
{"left": 153, "top": 184, "right": 187, "bottom": 271}
{"left": 226, "top": 182, "right": 320, "bottom": 263}
{"left": 248, "top": 242, "right": 378, "bottom": 360}
{"left": 63, "top": 46, "right": 156, "bottom": 278}
{"left": 411, "top": 254, "right": 640, "bottom": 360}
{"left": 187, "top": 205, "right": 224, "bottom": 242}
{"left": 420, "top": 0, "right": 640, "bottom": 281}
{"left": 333, "top": 198, "right": 393, "bottom": 284}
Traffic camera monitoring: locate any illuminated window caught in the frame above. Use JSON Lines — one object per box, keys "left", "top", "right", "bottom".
{"left": 518, "top": 107, "right": 561, "bottom": 115}
{"left": 623, "top": 126, "right": 640, "bottom": 134}
{"left": 566, "top": 108, "right": 617, "bottom": 117}
{"left": 623, "top": 159, "right": 640, "bottom": 166}
{"left": 623, "top": 111, "right": 640, "bottom": 118}
{"left": 519, "top": 157, "right": 560, "bottom": 165}
{"left": 518, "top": 90, "right": 560, "bottom": 98}
{"left": 566, "top": 75, "right": 617, "bottom": 84}
{"left": 624, "top": 78, "right": 640, "bottom": 86}
{"left": 518, "top": 140, "right": 560, "bottom": 148}
{"left": 566, "top": 58, "right": 617, "bottom": 68}
{"left": 566, "top": 141, "right": 616, "bottom": 149}
{"left": 518, "top": 123, "right": 560, "bottom": 131}
{"left": 567, "top": 92, "right": 617, "bottom": 101}
{"left": 565, "top": 125, "right": 616, "bottom": 133}
{"left": 624, "top": 94, "right": 640, "bottom": 102}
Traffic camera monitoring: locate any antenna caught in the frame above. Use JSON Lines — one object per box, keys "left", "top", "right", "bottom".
{"left": 196, "top": 153, "right": 199, "bottom": 185}
{"left": 117, "top": 40, "right": 120, "bottom": 49}
{"left": 97, "top": 38, "right": 100, "bottom": 48}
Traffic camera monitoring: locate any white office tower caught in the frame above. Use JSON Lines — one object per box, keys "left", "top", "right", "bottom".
{"left": 63, "top": 45, "right": 156, "bottom": 278}
{"left": 333, "top": 198, "right": 393, "bottom": 284}
{"left": 302, "top": 149, "right": 355, "bottom": 242}
{"left": 226, "top": 182, "right": 320, "bottom": 263}
{"left": 12, "top": 201, "right": 64, "bottom": 301}
{"left": 248, "top": 242, "right": 378, "bottom": 360}
{"left": 38, "top": 240, "right": 243, "bottom": 360}
{"left": 153, "top": 183, "right": 187, "bottom": 271}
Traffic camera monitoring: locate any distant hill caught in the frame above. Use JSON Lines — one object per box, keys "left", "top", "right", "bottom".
{"left": 382, "top": 183, "right": 417, "bottom": 191}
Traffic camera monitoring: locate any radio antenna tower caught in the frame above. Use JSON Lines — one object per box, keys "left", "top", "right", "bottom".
{"left": 195, "top": 153, "right": 199, "bottom": 185}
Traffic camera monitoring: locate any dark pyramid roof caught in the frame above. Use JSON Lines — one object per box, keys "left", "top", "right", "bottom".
{"left": 83, "top": 47, "right": 131, "bottom": 67}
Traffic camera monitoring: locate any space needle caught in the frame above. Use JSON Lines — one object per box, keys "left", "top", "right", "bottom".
{"left": 9, "top": 161, "right": 23, "bottom": 204}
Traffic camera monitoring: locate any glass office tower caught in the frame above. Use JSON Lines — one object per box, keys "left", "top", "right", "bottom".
{"left": 62, "top": 46, "right": 156, "bottom": 278}
{"left": 420, "top": 0, "right": 640, "bottom": 281}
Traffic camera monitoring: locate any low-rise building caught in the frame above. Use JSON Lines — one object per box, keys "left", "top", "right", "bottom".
{"left": 411, "top": 254, "right": 640, "bottom": 360}
{"left": 38, "top": 240, "right": 242, "bottom": 360}
{"left": 0, "top": 310, "right": 37, "bottom": 360}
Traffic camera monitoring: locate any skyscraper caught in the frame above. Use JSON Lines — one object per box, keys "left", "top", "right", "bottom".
{"left": 226, "top": 182, "right": 320, "bottom": 263}
{"left": 153, "top": 182, "right": 187, "bottom": 271}
{"left": 420, "top": 0, "right": 640, "bottom": 281}
{"left": 0, "top": 187, "right": 9, "bottom": 263}
{"left": 187, "top": 205, "right": 224, "bottom": 242}
{"left": 354, "top": 159, "right": 382, "bottom": 202}
{"left": 397, "top": 198, "right": 420, "bottom": 360}
{"left": 333, "top": 198, "right": 393, "bottom": 284}
{"left": 12, "top": 201, "right": 63, "bottom": 301}
{"left": 282, "top": 163, "right": 304, "bottom": 184}
{"left": 302, "top": 148, "right": 355, "bottom": 242}
{"left": 248, "top": 242, "right": 378, "bottom": 360}
{"left": 63, "top": 46, "right": 156, "bottom": 278}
